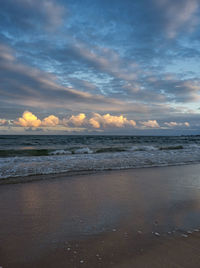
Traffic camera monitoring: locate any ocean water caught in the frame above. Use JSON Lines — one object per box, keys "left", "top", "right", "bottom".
{"left": 0, "top": 135, "right": 200, "bottom": 179}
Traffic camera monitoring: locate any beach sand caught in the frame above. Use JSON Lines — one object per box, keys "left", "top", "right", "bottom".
{"left": 0, "top": 164, "right": 200, "bottom": 267}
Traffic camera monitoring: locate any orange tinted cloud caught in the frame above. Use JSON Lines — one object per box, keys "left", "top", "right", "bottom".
{"left": 15, "top": 111, "right": 42, "bottom": 127}
{"left": 14, "top": 111, "right": 137, "bottom": 129}
{"left": 68, "top": 113, "right": 86, "bottom": 126}
{"left": 0, "top": 119, "right": 7, "bottom": 125}
{"left": 61, "top": 113, "right": 86, "bottom": 127}
{"left": 89, "top": 113, "right": 136, "bottom": 128}
{"left": 42, "top": 115, "right": 59, "bottom": 126}
{"left": 15, "top": 111, "right": 59, "bottom": 128}
{"left": 89, "top": 117, "right": 101, "bottom": 128}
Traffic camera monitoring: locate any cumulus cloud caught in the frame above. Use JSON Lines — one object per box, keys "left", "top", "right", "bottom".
{"left": 14, "top": 111, "right": 60, "bottom": 128}
{"left": 15, "top": 111, "right": 42, "bottom": 128}
{"left": 5, "top": 110, "right": 195, "bottom": 133}
{"left": 67, "top": 113, "right": 86, "bottom": 126}
{"left": 139, "top": 120, "right": 160, "bottom": 128}
{"left": 89, "top": 113, "right": 136, "bottom": 128}
{"left": 14, "top": 111, "right": 137, "bottom": 130}
{"left": 42, "top": 115, "right": 59, "bottom": 126}
{"left": 0, "top": 119, "right": 7, "bottom": 126}
{"left": 164, "top": 121, "right": 190, "bottom": 127}
{"left": 62, "top": 113, "right": 136, "bottom": 129}
{"left": 184, "top": 122, "right": 190, "bottom": 127}
{"left": 61, "top": 113, "right": 86, "bottom": 127}
{"left": 89, "top": 117, "right": 101, "bottom": 129}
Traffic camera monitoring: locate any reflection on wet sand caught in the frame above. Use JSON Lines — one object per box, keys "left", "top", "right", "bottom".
{"left": 0, "top": 164, "right": 200, "bottom": 267}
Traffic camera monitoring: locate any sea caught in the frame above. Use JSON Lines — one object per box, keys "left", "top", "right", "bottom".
{"left": 0, "top": 135, "right": 200, "bottom": 179}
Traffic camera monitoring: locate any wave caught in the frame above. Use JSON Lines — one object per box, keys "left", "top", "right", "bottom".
{"left": 0, "top": 149, "right": 50, "bottom": 157}
{"left": 74, "top": 147, "right": 93, "bottom": 154}
{"left": 96, "top": 147, "right": 126, "bottom": 153}
{"left": 159, "top": 145, "right": 184, "bottom": 150}
{"left": 129, "top": 145, "right": 157, "bottom": 151}
{"left": 49, "top": 150, "right": 72, "bottom": 155}
{"left": 1, "top": 143, "right": 199, "bottom": 158}
{"left": 0, "top": 147, "right": 94, "bottom": 157}
{"left": 1, "top": 146, "right": 200, "bottom": 179}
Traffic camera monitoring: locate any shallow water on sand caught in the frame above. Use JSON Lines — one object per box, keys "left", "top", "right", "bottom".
{"left": 0, "top": 164, "right": 200, "bottom": 267}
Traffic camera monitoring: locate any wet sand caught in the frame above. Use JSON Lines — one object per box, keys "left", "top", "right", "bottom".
{"left": 1, "top": 164, "right": 200, "bottom": 267}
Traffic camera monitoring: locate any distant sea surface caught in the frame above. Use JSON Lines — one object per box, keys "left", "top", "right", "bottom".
{"left": 1, "top": 135, "right": 200, "bottom": 179}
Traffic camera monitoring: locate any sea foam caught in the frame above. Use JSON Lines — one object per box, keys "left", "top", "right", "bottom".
{"left": 1, "top": 146, "right": 200, "bottom": 179}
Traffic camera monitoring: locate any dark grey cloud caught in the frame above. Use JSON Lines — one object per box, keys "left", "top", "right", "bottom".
{"left": 144, "top": 75, "right": 200, "bottom": 103}
{"left": 0, "top": 0, "right": 66, "bottom": 34}
{"left": 0, "top": 44, "right": 121, "bottom": 111}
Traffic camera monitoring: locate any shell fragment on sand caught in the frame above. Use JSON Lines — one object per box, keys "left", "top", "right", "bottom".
{"left": 152, "top": 232, "right": 160, "bottom": 236}
{"left": 181, "top": 234, "right": 188, "bottom": 238}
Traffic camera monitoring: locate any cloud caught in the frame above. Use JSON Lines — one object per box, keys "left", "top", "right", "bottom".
{"left": 0, "top": 0, "right": 65, "bottom": 33}
{"left": 14, "top": 111, "right": 40, "bottom": 127}
{"left": 62, "top": 112, "right": 136, "bottom": 129}
{"left": 14, "top": 111, "right": 60, "bottom": 128}
{"left": 0, "top": 119, "right": 7, "bottom": 125}
{"left": 154, "top": 0, "right": 199, "bottom": 38}
{"left": 4, "top": 110, "right": 196, "bottom": 134}
{"left": 0, "top": 44, "right": 15, "bottom": 61}
{"left": 67, "top": 113, "right": 86, "bottom": 126}
{"left": 89, "top": 113, "right": 136, "bottom": 128}
{"left": 89, "top": 117, "right": 101, "bottom": 129}
{"left": 67, "top": 42, "right": 139, "bottom": 83}
{"left": 139, "top": 120, "right": 160, "bottom": 128}
{"left": 49, "top": 40, "right": 200, "bottom": 105}
{"left": 42, "top": 115, "right": 59, "bottom": 126}
{"left": 146, "top": 76, "right": 200, "bottom": 103}
{"left": 14, "top": 111, "right": 42, "bottom": 128}
{"left": 14, "top": 111, "right": 137, "bottom": 130}
{"left": 1, "top": 0, "right": 200, "bottom": 134}
{"left": 164, "top": 121, "right": 190, "bottom": 127}
{"left": 184, "top": 122, "right": 190, "bottom": 127}
{"left": 1, "top": 43, "right": 176, "bottom": 117}
{"left": 0, "top": 44, "right": 126, "bottom": 112}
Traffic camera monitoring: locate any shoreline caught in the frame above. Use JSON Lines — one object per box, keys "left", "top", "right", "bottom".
{"left": 1, "top": 161, "right": 200, "bottom": 185}
{"left": 1, "top": 164, "right": 200, "bottom": 267}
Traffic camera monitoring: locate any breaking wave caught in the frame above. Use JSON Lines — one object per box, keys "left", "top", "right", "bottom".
{"left": 1, "top": 135, "right": 200, "bottom": 179}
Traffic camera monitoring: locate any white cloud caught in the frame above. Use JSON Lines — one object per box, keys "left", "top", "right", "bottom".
{"left": 164, "top": 121, "right": 190, "bottom": 127}
{"left": 139, "top": 120, "right": 160, "bottom": 128}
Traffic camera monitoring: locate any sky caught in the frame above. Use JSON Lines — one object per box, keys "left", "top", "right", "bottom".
{"left": 0, "top": 0, "right": 200, "bottom": 135}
